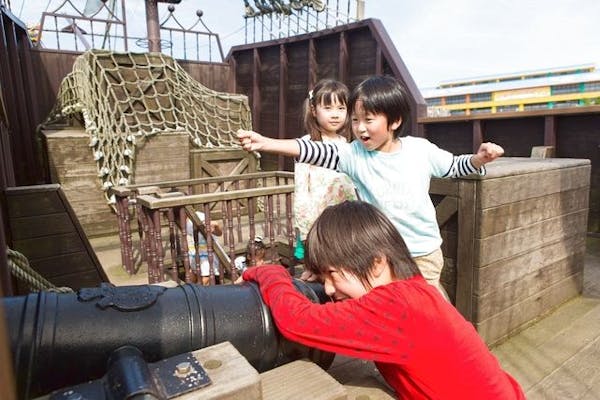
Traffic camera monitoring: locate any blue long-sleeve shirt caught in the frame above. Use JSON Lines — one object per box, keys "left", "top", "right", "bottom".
{"left": 296, "top": 136, "right": 484, "bottom": 256}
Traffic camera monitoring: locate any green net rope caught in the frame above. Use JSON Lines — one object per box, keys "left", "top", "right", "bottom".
{"left": 44, "top": 50, "right": 252, "bottom": 203}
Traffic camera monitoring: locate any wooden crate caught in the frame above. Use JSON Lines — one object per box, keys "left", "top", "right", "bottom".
{"left": 190, "top": 148, "right": 258, "bottom": 182}
{"left": 446, "top": 157, "right": 591, "bottom": 345}
{"left": 43, "top": 128, "right": 190, "bottom": 237}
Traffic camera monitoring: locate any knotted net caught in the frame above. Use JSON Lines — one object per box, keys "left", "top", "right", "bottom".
{"left": 44, "top": 50, "right": 252, "bottom": 202}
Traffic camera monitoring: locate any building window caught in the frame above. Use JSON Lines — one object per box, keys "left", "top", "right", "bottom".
{"left": 470, "top": 92, "right": 492, "bottom": 102}
{"left": 450, "top": 109, "right": 466, "bottom": 116}
{"left": 445, "top": 95, "right": 466, "bottom": 105}
{"left": 554, "top": 100, "right": 579, "bottom": 108}
{"left": 497, "top": 105, "right": 519, "bottom": 113}
{"left": 471, "top": 107, "right": 492, "bottom": 114}
{"left": 427, "top": 97, "right": 442, "bottom": 106}
{"left": 523, "top": 103, "right": 549, "bottom": 111}
{"left": 552, "top": 83, "right": 580, "bottom": 95}
{"left": 583, "top": 81, "right": 600, "bottom": 92}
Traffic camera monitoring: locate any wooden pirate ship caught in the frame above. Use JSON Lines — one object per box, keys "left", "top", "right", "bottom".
{"left": 0, "top": 1, "right": 598, "bottom": 398}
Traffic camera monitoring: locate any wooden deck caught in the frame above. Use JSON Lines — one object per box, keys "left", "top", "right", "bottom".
{"left": 90, "top": 235, "right": 600, "bottom": 399}
{"left": 492, "top": 236, "right": 600, "bottom": 399}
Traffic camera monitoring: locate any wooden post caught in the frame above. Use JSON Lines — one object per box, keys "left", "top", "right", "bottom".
{"left": 145, "top": 0, "right": 161, "bottom": 52}
{"left": 166, "top": 207, "right": 179, "bottom": 282}
{"left": 252, "top": 48, "right": 261, "bottom": 132}
{"left": 472, "top": 119, "right": 483, "bottom": 154}
{"left": 544, "top": 115, "right": 557, "bottom": 147}
{"left": 455, "top": 179, "right": 477, "bottom": 321}
{"left": 338, "top": 32, "right": 348, "bottom": 83}
{"left": 178, "top": 207, "right": 193, "bottom": 283}
{"left": 278, "top": 44, "right": 288, "bottom": 170}
{"left": 308, "top": 39, "right": 317, "bottom": 89}
{"left": 375, "top": 44, "right": 383, "bottom": 76}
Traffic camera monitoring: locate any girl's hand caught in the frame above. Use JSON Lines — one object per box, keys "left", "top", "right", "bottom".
{"left": 472, "top": 142, "right": 504, "bottom": 167}
{"left": 237, "top": 129, "right": 264, "bottom": 152}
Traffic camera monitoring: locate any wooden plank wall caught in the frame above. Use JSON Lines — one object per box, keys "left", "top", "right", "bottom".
{"left": 5, "top": 184, "right": 107, "bottom": 293}
{"left": 229, "top": 18, "right": 427, "bottom": 170}
{"left": 430, "top": 158, "right": 591, "bottom": 345}
{"left": 190, "top": 148, "right": 259, "bottom": 182}
{"left": 0, "top": 7, "right": 47, "bottom": 185}
{"left": 420, "top": 107, "right": 600, "bottom": 234}
{"left": 43, "top": 128, "right": 190, "bottom": 237}
{"left": 469, "top": 158, "right": 591, "bottom": 345}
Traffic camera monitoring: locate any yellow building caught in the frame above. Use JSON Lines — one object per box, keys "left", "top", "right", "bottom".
{"left": 421, "top": 64, "right": 600, "bottom": 117}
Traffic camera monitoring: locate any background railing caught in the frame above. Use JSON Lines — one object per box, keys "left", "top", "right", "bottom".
{"left": 419, "top": 105, "right": 600, "bottom": 234}
{"left": 33, "top": 0, "right": 225, "bottom": 62}
{"left": 110, "top": 172, "right": 295, "bottom": 284}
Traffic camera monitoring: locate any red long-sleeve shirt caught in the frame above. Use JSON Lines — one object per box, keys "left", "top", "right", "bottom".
{"left": 243, "top": 265, "right": 525, "bottom": 399}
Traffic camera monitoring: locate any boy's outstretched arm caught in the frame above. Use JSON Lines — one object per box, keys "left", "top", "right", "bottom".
{"left": 237, "top": 129, "right": 300, "bottom": 157}
{"left": 471, "top": 142, "right": 504, "bottom": 168}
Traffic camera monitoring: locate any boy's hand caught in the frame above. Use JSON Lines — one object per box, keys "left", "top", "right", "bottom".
{"left": 237, "top": 129, "right": 264, "bottom": 152}
{"left": 300, "top": 269, "right": 320, "bottom": 282}
{"left": 472, "top": 142, "right": 504, "bottom": 168}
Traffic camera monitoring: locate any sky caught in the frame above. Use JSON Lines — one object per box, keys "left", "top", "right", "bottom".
{"left": 9, "top": 0, "right": 600, "bottom": 89}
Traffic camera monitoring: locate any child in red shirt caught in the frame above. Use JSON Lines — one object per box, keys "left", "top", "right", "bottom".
{"left": 241, "top": 201, "right": 525, "bottom": 399}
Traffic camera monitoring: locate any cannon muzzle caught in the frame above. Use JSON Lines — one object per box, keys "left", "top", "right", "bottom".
{"left": 2, "top": 280, "right": 333, "bottom": 399}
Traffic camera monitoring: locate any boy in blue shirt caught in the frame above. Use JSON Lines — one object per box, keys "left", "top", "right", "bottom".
{"left": 237, "top": 75, "right": 504, "bottom": 298}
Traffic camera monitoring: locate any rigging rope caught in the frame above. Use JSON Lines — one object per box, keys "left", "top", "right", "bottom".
{"left": 43, "top": 50, "right": 252, "bottom": 204}
{"left": 7, "top": 247, "right": 74, "bottom": 293}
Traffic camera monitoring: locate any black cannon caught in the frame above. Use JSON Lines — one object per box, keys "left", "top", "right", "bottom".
{"left": 2, "top": 280, "right": 333, "bottom": 399}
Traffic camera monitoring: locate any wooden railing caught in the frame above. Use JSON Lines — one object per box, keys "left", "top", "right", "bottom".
{"left": 110, "top": 172, "right": 295, "bottom": 284}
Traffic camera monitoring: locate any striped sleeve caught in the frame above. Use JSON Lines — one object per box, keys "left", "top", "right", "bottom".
{"left": 442, "top": 154, "right": 486, "bottom": 178}
{"left": 295, "top": 139, "right": 340, "bottom": 170}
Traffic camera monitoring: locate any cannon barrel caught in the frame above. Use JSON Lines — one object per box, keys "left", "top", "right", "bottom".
{"left": 2, "top": 280, "right": 333, "bottom": 399}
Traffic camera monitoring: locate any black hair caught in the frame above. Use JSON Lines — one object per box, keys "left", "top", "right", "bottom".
{"left": 304, "top": 201, "right": 421, "bottom": 288}
{"left": 349, "top": 75, "right": 411, "bottom": 138}
{"left": 303, "top": 79, "right": 351, "bottom": 141}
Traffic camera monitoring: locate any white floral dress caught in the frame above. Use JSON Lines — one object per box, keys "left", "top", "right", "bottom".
{"left": 294, "top": 135, "right": 357, "bottom": 239}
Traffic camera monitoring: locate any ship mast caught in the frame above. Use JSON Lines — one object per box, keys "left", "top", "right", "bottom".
{"left": 144, "top": 0, "right": 180, "bottom": 52}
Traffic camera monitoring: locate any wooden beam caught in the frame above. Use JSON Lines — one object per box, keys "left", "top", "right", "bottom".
{"left": 472, "top": 119, "right": 483, "bottom": 154}
{"left": 278, "top": 44, "right": 288, "bottom": 170}
{"left": 455, "top": 180, "right": 477, "bottom": 321}
{"left": 375, "top": 44, "right": 383, "bottom": 76}
{"left": 252, "top": 48, "right": 261, "bottom": 132}
{"left": 308, "top": 39, "right": 317, "bottom": 88}
{"left": 338, "top": 32, "right": 348, "bottom": 83}
{"left": 228, "top": 55, "right": 237, "bottom": 94}
{"left": 435, "top": 196, "right": 459, "bottom": 226}
{"left": 544, "top": 115, "right": 557, "bottom": 147}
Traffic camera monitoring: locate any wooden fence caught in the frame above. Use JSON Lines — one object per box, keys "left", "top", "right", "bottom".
{"left": 111, "top": 172, "right": 295, "bottom": 283}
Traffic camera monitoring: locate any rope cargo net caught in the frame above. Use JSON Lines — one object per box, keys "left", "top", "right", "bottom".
{"left": 44, "top": 50, "right": 252, "bottom": 203}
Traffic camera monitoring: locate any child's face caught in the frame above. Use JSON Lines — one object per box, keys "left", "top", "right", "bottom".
{"left": 351, "top": 100, "right": 401, "bottom": 153}
{"left": 322, "top": 267, "right": 369, "bottom": 300}
{"left": 321, "top": 257, "right": 393, "bottom": 301}
{"left": 312, "top": 96, "right": 347, "bottom": 135}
